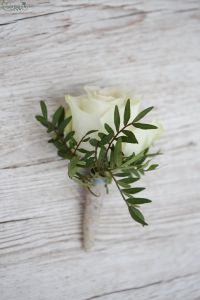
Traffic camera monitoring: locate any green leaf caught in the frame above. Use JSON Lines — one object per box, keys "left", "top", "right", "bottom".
{"left": 52, "top": 106, "right": 65, "bottom": 126}
{"left": 126, "top": 198, "right": 152, "bottom": 205}
{"left": 48, "top": 138, "right": 55, "bottom": 143}
{"left": 59, "top": 108, "right": 65, "bottom": 125}
{"left": 53, "top": 140, "right": 66, "bottom": 151}
{"left": 118, "top": 177, "right": 139, "bottom": 184}
{"left": 77, "top": 148, "right": 89, "bottom": 154}
{"left": 146, "top": 164, "right": 159, "bottom": 171}
{"left": 128, "top": 206, "right": 148, "bottom": 226}
{"left": 104, "top": 123, "right": 114, "bottom": 135}
{"left": 40, "top": 101, "right": 47, "bottom": 119}
{"left": 85, "top": 130, "right": 98, "bottom": 136}
{"left": 98, "top": 132, "right": 106, "bottom": 139}
{"left": 64, "top": 131, "right": 75, "bottom": 142}
{"left": 58, "top": 150, "right": 73, "bottom": 159}
{"left": 82, "top": 137, "right": 90, "bottom": 142}
{"left": 124, "top": 99, "right": 130, "bottom": 125}
{"left": 122, "top": 187, "right": 145, "bottom": 195}
{"left": 133, "top": 106, "right": 154, "bottom": 123}
{"left": 114, "top": 105, "right": 120, "bottom": 131}
{"left": 114, "top": 172, "right": 131, "bottom": 177}
{"left": 117, "top": 181, "right": 130, "bottom": 188}
{"left": 135, "top": 157, "right": 147, "bottom": 167}
{"left": 114, "top": 137, "right": 122, "bottom": 167}
{"left": 99, "top": 133, "right": 113, "bottom": 146}
{"left": 89, "top": 139, "right": 99, "bottom": 147}
{"left": 110, "top": 148, "right": 115, "bottom": 169}
{"left": 84, "top": 151, "right": 95, "bottom": 159}
{"left": 69, "top": 138, "right": 77, "bottom": 148}
{"left": 35, "top": 115, "right": 51, "bottom": 128}
{"left": 58, "top": 116, "right": 72, "bottom": 133}
{"left": 98, "top": 146, "right": 106, "bottom": 162}
{"left": 77, "top": 160, "right": 86, "bottom": 167}
{"left": 146, "top": 150, "right": 161, "bottom": 158}
{"left": 47, "top": 124, "right": 55, "bottom": 133}
{"left": 122, "top": 130, "right": 138, "bottom": 143}
{"left": 68, "top": 156, "right": 79, "bottom": 178}
{"left": 130, "top": 169, "right": 140, "bottom": 177}
{"left": 84, "top": 157, "right": 95, "bottom": 167}
{"left": 140, "top": 159, "right": 151, "bottom": 169}
{"left": 122, "top": 150, "right": 145, "bottom": 167}
{"left": 133, "top": 123, "right": 158, "bottom": 130}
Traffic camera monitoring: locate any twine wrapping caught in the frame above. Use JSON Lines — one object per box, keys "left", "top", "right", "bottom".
{"left": 83, "top": 179, "right": 106, "bottom": 251}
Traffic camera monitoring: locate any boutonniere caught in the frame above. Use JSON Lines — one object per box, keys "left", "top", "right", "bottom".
{"left": 36, "top": 86, "right": 163, "bottom": 250}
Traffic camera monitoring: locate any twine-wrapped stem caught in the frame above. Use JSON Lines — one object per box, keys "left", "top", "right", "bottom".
{"left": 83, "top": 182, "right": 105, "bottom": 251}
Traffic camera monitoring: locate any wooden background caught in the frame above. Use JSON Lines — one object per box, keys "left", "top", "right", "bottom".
{"left": 0, "top": 1, "right": 200, "bottom": 299}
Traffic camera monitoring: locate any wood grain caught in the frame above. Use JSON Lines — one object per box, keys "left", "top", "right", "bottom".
{"left": 0, "top": 1, "right": 200, "bottom": 299}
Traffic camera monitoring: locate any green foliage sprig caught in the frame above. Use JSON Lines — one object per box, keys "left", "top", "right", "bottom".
{"left": 36, "top": 99, "right": 161, "bottom": 226}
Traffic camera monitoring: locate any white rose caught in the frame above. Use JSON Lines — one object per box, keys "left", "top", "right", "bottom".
{"left": 65, "top": 86, "right": 163, "bottom": 155}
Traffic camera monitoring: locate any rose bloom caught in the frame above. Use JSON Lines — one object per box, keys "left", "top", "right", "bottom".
{"left": 65, "top": 86, "right": 163, "bottom": 155}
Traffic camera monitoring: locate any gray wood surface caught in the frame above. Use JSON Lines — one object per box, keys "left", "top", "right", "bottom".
{"left": 0, "top": 1, "right": 200, "bottom": 299}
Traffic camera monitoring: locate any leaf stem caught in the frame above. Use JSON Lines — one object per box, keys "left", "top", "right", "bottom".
{"left": 87, "top": 186, "right": 100, "bottom": 197}
{"left": 73, "top": 133, "right": 88, "bottom": 155}
{"left": 105, "top": 122, "right": 133, "bottom": 158}
{"left": 109, "top": 171, "right": 126, "bottom": 201}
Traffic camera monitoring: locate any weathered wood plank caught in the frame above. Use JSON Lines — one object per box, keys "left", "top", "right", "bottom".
{"left": 0, "top": 1, "right": 200, "bottom": 168}
{"left": 0, "top": 1, "right": 200, "bottom": 299}
{"left": 0, "top": 0, "right": 199, "bottom": 24}
{"left": 0, "top": 146, "right": 200, "bottom": 299}
{"left": 1, "top": 234, "right": 200, "bottom": 300}
{"left": 83, "top": 273, "right": 200, "bottom": 300}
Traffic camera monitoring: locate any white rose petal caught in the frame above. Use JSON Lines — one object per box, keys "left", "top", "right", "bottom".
{"left": 65, "top": 95, "right": 101, "bottom": 142}
{"left": 65, "top": 86, "right": 163, "bottom": 155}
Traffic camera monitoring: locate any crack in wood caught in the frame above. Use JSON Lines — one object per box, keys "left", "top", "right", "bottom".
{"left": 174, "top": 8, "right": 200, "bottom": 14}
{"left": 1, "top": 140, "right": 197, "bottom": 171}
{"left": 106, "top": 8, "right": 164, "bottom": 21}
{"left": 1, "top": 6, "right": 198, "bottom": 27}
{"left": 84, "top": 272, "right": 200, "bottom": 300}
{"left": 0, "top": 217, "right": 41, "bottom": 225}
{"left": 83, "top": 281, "right": 163, "bottom": 300}
{"left": 1, "top": 157, "right": 61, "bottom": 170}
{"left": 0, "top": 10, "right": 68, "bottom": 26}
